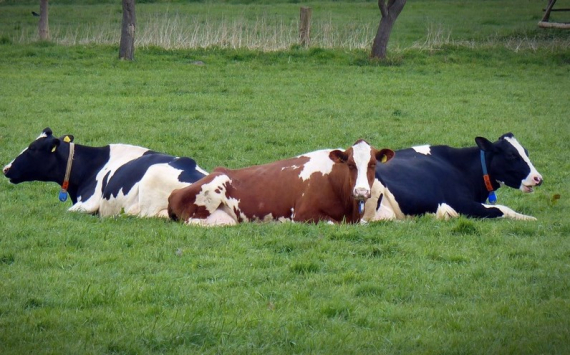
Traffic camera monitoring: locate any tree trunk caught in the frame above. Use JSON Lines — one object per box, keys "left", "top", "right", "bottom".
{"left": 119, "top": 0, "right": 136, "bottom": 60}
{"left": 371, "top": 0, "right": 407, "bottom": 59}
{"left": 38, "top": 0, "right": 49, "bottom": 41}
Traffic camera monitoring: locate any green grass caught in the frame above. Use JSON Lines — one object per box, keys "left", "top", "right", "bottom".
{"left": 1, "top": 1, "right": 570, "bottom": 354}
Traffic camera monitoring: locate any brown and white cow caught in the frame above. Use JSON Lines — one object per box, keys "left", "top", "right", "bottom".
{"left": 168, "top": 140, "right": 394, "bottom": 225}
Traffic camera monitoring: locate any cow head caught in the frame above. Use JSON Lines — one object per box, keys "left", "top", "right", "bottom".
{"left": 3, "top": 127, "right": 74, "bottom": 184}
{"left": 330, "top": 139, "right": 394, "bottom": 200}
{"left": 475, "top": 133, "right": 542, "bottom": 193}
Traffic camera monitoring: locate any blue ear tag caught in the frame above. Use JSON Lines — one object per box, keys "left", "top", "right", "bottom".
{"left": 358, "top": 200, "right": 365, "bottom": 214}
{"left": 59, "top": 190, "right": 68, "bottom": 202}
{"left": 488, "top": 191, "right": 497, "bottom": 204}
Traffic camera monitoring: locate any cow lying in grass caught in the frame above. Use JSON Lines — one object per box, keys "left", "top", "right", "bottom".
{"left": 168, "top": 140, "right": 394, "bottom": 225}
{"left": 3, "top": 127, "right": 207, "bottom": 218}
{"left": 364, "top": 133, "right": 543, "bottom": 221}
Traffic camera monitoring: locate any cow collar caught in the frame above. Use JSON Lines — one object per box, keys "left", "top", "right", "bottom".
{"left": 59, "top": 142, "right": 75, "bottom": 202}
{"left": 480, "top": 150, "right": 497, "bottom": 204}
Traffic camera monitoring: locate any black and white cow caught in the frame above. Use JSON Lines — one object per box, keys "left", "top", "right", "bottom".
{"left": 363, "top": 133, "right": 543, "bottom": 221}
{"left": 3, "top": 127, "right": 207, "bottom": 218}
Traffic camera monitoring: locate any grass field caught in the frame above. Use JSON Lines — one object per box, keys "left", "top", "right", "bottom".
{"left": 1, "top": 1, "right": 570, "bottom": 354}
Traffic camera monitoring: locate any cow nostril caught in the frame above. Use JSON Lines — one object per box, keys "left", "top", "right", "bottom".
{"left": 2, "top": 166, "right": 9, "bottom": 175}
{"left": 353, "top": 188, "right": 370, "bottom": 199}
{"left": 535, "top": 176, "right": 543, "bottom": 186}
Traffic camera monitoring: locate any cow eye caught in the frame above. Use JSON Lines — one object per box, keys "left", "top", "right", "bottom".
{"left": 507, "top": 152, "right": 519, "bottom": 160}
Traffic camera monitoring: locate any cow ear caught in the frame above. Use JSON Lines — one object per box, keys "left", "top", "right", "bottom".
{"left": 329, "top": 149, "right": 348, "bottom": 163}
{"left": 377, "top": 149, "right": 395, "bottom": 163}
{"left": 50, "top": 138, "right": 61, "bottom": 153}
{"left": 60, "top": 135, "right": 74, "bottom": 143}
{"left": 475, "top": 137, "right": 495, "bottom": 152}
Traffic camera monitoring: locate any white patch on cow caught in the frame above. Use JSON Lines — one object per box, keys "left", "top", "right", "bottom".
{"left": 503, "top": 136, "right": 542, "bottom": 192}
{"left": 194, "top": 175, "right": 232, "bottom": 213}
{"left": 101, "top": 188, "right": 140, "bottom": 217}
{"left": 192, "top": 174, "right": 246, "bottom": 225}
{"left": 137, "top": 163, "right": 194, "bottom": 217}
{"left": 281, "top": 164, "right": 301, "bottom": 172}
{"left": 70, "top": 144, "right": 150, "bottom": 214}
{"left": 483, "top": 204, "right": 536, "bottom": 221}
{"left": 297, "top": 149, "right": 336, "bottom": 181}
{"left": 363, "top": 179, "right": 405, "bottom": 221}
{"left": 435, "top": 203, "right": 459, "bottom": 220}
{"left": 352, "top": 141, "right": 373, "bottom": 197}
{"left": 412, "top": 145, "right": 431, "bottom": 155}
{"left": 36, "top": 132, "right": 48, "bottom": 140}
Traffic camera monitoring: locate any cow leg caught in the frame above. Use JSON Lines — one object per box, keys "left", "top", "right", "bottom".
{"left": 293, "top": 208, "right": 340, "bottom": 224}
{"left": 435, "top": 203, "right": 460, "bottom": 220}
{"left": 68, "top": 200, "right": 100, "bottom": 215}
{"left": 187, "top": 208, "right": 236, "bottom": 226}
{"left": 482, "top": 204, "right": 536, "bottom": 221}
{"left": 454, "top": 201, "right": 536, "bottom": 220}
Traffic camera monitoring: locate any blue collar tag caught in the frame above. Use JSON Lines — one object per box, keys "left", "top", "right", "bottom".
{"left": 59, "top": 190, "right": 68, "bottom": 202}
{"left": 488, "top": 191, "right": 497, "bottom": 204}
{"left": 358, "top": 200, "right": 365, "bottom": 215}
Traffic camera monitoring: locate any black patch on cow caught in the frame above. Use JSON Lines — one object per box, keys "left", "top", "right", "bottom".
{"left": 74, "top": 145, "right": 112, "bottom": 204}
{"left": 171, "top": 157, "right": 206, "bottom": 183}
{"left": 376, "top": 193, "right": 384, "bottom": 210}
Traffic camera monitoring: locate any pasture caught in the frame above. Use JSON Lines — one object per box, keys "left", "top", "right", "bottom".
{"left": 1, "top": 1, "right": 570, "bottom": 354}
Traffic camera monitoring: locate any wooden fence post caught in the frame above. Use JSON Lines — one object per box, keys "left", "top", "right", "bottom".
{"left": 299, "top": 7, "right": 312, "bottom": 47}
{"left": 39, "top": 0, "right": 49, "bottom": 41}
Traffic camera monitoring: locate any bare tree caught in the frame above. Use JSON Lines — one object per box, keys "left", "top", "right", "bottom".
{"left": 119, "top": 0, "right": 136, "bottom": 60}
{"left": 371, "top": 0, "right": 407, "bottom": 59}
{"left": 39, "top": 0, "right": 49, "bottom": 41}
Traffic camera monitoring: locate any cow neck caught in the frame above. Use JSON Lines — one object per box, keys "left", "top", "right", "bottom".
{"left": 58, "top": 143, "right": 75, "bottom": 202}
{"left": 479, "top": 150, "right": 497, "bottom": 204}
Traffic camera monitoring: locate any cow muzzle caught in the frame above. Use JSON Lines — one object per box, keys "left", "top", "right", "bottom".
{"left": 521, "top": 174, "right": 543, "bottom": 193}
{"left": 353, "top": 187, "right": 371, "bottom": 200}
{"left": 2, "top": 164, "right": 10, "bottom": 176}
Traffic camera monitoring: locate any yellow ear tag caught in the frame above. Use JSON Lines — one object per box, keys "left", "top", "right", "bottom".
{"left": 63, "top": 136, "right": 71, "bottom": 143}
{"left": 51, "top": 146, "right": 57, "bottom": 153}
{"left": 381, "top": 155, "right": 388, "bottom": 163}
